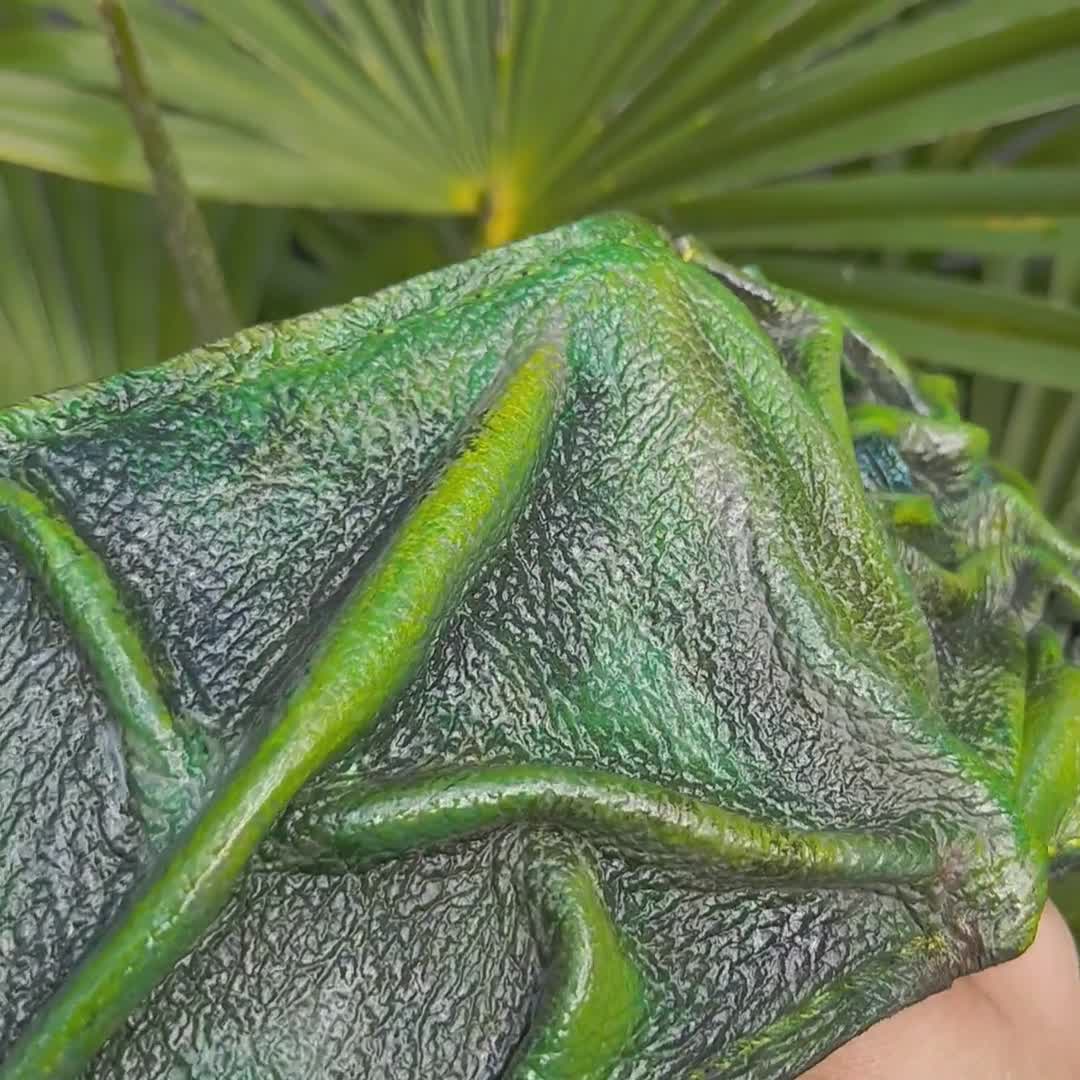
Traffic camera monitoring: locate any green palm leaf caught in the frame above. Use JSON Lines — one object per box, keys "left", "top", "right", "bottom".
{"left": 3, "top": 2, "right": 1078, "bottom": 223}
{"left": 0, "top": 0, "right": 1079, "bottom": 531}
{"left": 0, "top": 164, "right": 288, "bottom": 407}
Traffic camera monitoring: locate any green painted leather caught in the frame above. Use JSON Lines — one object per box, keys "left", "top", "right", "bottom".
{"left": 0, "top": 214, "right": 1077, "bottom": 1079}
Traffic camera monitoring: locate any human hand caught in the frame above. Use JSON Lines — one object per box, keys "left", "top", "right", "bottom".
{"left": 804, "top": 902, "right": 1080, "bottom": 1079}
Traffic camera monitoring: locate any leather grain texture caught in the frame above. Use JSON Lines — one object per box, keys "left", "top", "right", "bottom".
{"left": 0, "top": 214, "right": 1078, "bottom": 1079}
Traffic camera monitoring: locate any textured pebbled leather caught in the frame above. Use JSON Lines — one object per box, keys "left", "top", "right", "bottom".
{"left": 0, "top": 214, "right": 1077, "bottom": 1079}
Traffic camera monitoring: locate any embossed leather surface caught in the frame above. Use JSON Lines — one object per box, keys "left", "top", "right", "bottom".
{"left": 1, "top": 215, "right": 1078, "bottom": 1079}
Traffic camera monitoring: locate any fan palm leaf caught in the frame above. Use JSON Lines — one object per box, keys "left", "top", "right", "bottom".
{"left": 0, "top": 0, "right": 1078, "bottom": 530}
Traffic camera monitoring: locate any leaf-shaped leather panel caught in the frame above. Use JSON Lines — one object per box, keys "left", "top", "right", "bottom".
{"left": 0, "top": 214, "right": 1077, "bottom": 1079}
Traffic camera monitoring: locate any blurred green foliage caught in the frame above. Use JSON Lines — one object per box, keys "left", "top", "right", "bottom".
{"left": 1, "top": 1, "right": 1079, "bottom": 531}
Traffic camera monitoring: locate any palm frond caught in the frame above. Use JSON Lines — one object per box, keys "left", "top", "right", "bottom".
{"left": 0, "top": 0, "right": 1078, "bottom": 532}
{"left": 0, "top": 164, "right": 287, "bottom": 407}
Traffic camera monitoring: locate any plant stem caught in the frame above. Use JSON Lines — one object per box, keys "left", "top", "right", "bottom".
{"left": 97, "top": 0, "right": 237, "bottom": 342}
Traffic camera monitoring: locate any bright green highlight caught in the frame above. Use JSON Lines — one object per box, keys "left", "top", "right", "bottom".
{"left": 848, "top": 403, "right": 990, "bottom": 462}
{"left": 0, "top": 345, "right": 567, "bottom": 1080}
{"left": 297, "top": 765, "right": 939, "bottom": 888}
{"left": 0, "top": 477, "right": 203, "bottom": 842}
{"left": 1020, "top": 662, "right": 1080, "bottom": 853}
{"left": 878, "top": 492, "right": 942, "bottom": 530}
{"left": 510, "top": 855, "right": 643, "bottom": 1080}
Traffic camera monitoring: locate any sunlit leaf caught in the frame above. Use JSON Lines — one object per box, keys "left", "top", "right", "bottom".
{"left": 3, "top": 1, "right": 1079, "bottom": 224}
{"left": 0, "top": 164, "right": 289, "bottom": 407}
